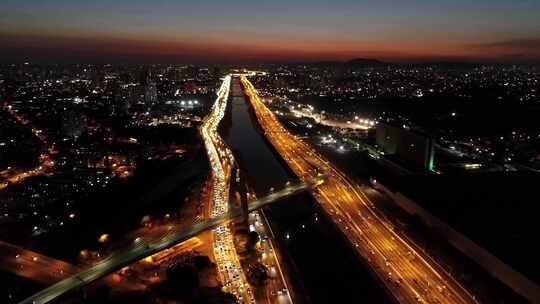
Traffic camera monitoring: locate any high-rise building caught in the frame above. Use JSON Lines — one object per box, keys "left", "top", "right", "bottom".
{"left": 376, "top": 124, "right": 435, "bottom": 172}
{"left": 144, "top": 71, "right": 158, "bottom": 109}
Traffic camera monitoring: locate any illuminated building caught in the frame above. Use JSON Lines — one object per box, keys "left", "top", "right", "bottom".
{"left": 376, "top": 124, "right": 435, "bottom": 172}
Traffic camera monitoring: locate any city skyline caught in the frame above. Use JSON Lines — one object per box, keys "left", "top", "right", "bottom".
{"left": 1, "top": 0, "right": 540, "bottom": 63}
{"left": 1, "top": 2, "right": 540, "bottom": 304}
{"left": 1, "top": 62, "right": 539, "bottom": 304}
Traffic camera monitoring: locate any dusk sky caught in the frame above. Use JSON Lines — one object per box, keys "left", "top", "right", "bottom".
{"left": 1, "top": 0, "right": 540, "bottom": 63}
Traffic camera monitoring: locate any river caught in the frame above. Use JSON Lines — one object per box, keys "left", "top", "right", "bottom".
{"left": 220, "top": 78, "right": 390, "bottom": 303}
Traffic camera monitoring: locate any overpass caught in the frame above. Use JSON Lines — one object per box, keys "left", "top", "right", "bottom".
{"left": 19, "top": 175, "right": 326, "bottom": 304}
{"left": 0, "top": 241, "right": 145, "bottom": 293}
{"left": 0, "top": 241, "right": 79, "bottom": 284}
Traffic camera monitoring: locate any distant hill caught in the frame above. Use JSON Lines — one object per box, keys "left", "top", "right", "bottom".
{"left": 304, "top": 58, "right": 520, "bottom": 68}
{"left": 406, "top": 61, "right": 481, "bottom": 69}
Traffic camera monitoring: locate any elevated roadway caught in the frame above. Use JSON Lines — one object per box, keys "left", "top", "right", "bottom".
{"left": 18, "top": 176, "right": 325, "bottom": 304}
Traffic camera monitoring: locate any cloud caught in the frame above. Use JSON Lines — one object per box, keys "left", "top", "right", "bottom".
{"left": 466, "top": 38, "right": 540, "bottom": 62}
{"left": 470, "top": 38, "right": 540, "bottom": 51}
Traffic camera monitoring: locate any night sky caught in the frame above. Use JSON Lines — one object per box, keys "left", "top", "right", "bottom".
{"left": 1, "top": 0, "right": 539, "bottom": 63}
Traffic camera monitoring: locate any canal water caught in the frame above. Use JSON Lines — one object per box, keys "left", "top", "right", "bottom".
{"left": 220, "top": 78, "right": 389, "bottom": 303}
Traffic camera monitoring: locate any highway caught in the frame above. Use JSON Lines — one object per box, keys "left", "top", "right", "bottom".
{"left": 200, "top": 75, "right": 255, "bottom": 303}
{"left": 17, "top": 177, "right": 321, "bottom": 304}
{"left": 241, "top": 75, "right": 477, "bottom": 304}
{"left": 0, "top": 240, "right": 144, "bottom": 292}
{"left": 200, "top": 75, "right": 313, "bottom": 303}
{"left": 247, "top": 193, "right": 294, "bottom": 304}
{"left": 0, "top": 240, "right": 78, "bottom": 284}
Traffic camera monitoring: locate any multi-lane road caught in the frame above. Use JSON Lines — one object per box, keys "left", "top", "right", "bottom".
{"left": 200, "top": 75, "right": 255, "bottom": 303}
{"left": 16, "top": 73, "right": 321, "bottom": 304}
{"left": 241, "top": 75, "right": 477, "bottom": 304}
{"left": 16, "top": 176, "right": 320, "bottom": 304}
{"left": 0, "top": 240, "right": 78, "bottom": 284}
{"left": 200, "top": 75, "right": 316, "bottom": 303}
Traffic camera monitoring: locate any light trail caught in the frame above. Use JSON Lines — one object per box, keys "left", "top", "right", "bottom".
{"left": 200, "top": 75, "right": 255, "bottom": 303}
{"left": 241, "top": 76, "right": 478, "bottom": 304}
{"left": 16, "top": 178, "right": 319, "bottom": 304}
{"left": 18, "top": 75, "right": 322, "bottom": 304}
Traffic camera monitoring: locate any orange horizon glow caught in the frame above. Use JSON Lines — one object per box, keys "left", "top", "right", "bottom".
{"left": 2, "top": 30, "right": 539, "bottom": 63}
